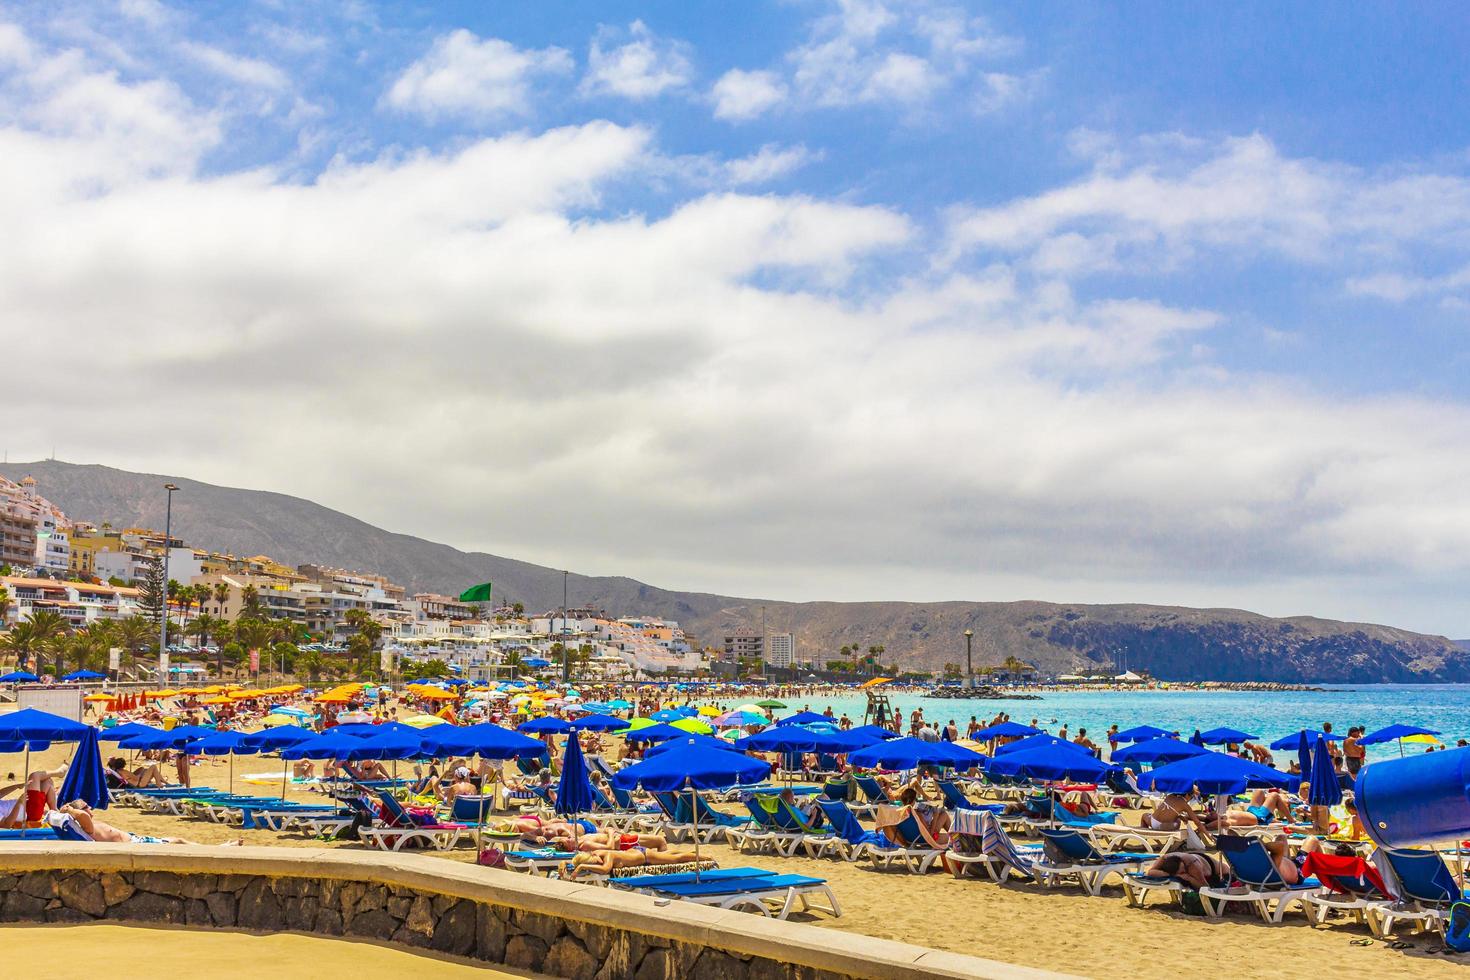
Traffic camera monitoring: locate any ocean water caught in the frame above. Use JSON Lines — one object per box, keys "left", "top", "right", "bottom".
{"left": 759, "top": 684, "right": 1470, "bottom": 762}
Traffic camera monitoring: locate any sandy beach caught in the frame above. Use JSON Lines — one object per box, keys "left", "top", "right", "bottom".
{"left": 14, "top": 742, "right": 1465, "bottom": 980}
{"left": 5, "top": 922, "right": 547, "bottom": 978}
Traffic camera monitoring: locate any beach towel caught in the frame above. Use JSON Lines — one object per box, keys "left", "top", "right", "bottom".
{"left": 1300, "top": 852, "right": 1392, "bottom": 898}
{"left": 962, "top": 809, "right": 1036, "bottom": 879}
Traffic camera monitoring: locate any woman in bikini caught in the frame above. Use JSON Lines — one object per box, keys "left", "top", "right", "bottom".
{"left": 565, "top": 846, "right": 703, "bottom": 878}
{"left": 1143, "top": 850, "right": 1230, "bottom": 889}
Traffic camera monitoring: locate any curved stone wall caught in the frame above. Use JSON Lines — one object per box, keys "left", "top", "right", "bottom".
{"left": 0, "top": 844, "right": 1071, "bottom": 980}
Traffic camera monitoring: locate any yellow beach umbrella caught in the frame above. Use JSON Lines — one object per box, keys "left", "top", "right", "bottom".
{"left": 697, "top": 706, "right": 721, "bottom": 717}
{"left": 201, "top": 696, "right": 233, "bottom": 706}
{"left": 401, "top": 715, "right": 449, "bottom": 728}
{"left": 1404, "top": 734, "right": 1442, "bottom": 746}
{"left": 670, "top": 717, "right": 713, "bottom": 735}
{"left": 84, "top": 694, "right": 115, "bottom": 703}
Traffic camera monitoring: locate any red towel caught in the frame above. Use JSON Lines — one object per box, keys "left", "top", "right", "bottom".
{"left": 1301, "top": 852, "right": 1392, "bottom": 899}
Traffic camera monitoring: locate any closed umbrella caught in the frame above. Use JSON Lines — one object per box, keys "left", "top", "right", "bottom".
{"left": 58, "top": 725, "right": 109, "bottom": 810}
{"left": 612, "top": 738, "right": 771, "bottom": 880}
{"left": 1307, "top": 735, "right": 1342, "bottom": 808}
{"left": 555, "top": 735, "right": 596, "bottom": 851}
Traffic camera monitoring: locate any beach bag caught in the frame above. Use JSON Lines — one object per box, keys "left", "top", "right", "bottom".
{"left": 1446, "top": 902, "right": 1470, "bottom": 952}
{"left": 477, "top": 847, "right": 506, "bottom": 869}
{"left": 1178, "top": 890, "right": 1207, "bottom": 917}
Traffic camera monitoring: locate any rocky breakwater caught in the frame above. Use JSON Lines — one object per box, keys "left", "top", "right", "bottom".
{"left": 925, "top": 686, "right": 1042, "bottom": 701}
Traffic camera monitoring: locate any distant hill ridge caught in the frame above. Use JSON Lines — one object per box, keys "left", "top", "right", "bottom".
{"left": 4, "top": 460, "right": 1466, "bottom": 683}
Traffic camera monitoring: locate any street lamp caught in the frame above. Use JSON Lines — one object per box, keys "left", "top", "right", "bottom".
{"left": 963, "top": 629, "right": 974, "bottom": 689}
{"left": 561, "top": 570, "right": 569, "bottom": 684}
{"left": 159, "top": 483, "right": 179, "bottom": 679}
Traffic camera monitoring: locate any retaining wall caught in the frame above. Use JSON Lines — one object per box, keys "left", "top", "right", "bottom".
{"left": 0, "top": 844, "right": 1075, "bottom": 980}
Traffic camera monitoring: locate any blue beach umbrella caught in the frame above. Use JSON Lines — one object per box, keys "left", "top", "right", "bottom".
{"left": 987, "top": 745, "right": 1114, "bottom": 782}
{"left": 0, "top": 671, "right": 40, "bottom": 683}
{"left": 58, "top": 725, "right": 109, "bottom": 810}
{"left": 568, "top": 713, "right": 630, "bottom": 732}
{"left": 518, "top": 716, "right": 573, "bottom": 734}
{"left": 612, "top": 736, "right": 773, "bottom": 880}
{"left": 646, "top": 734, "right": 742, "bottom": 756}
{"left": 1197, "top": 727, "right": 1260, "bottom": 745}
{"left": 995, "top": 733, "right": 1092, "bottom": 757}
{"left": 846, "top": 724, "right": 901, "bottom": 742}
{"left": 776, "top": 711, "right": 831, "bottom": 727}
{"left": 1136, "top": 751, "right": 1294, "bottom": 796}
{"left": 348, "top": 728, "right": 426, "bottom": 761}
{"left": 1269, "top": 730, "right": 1343, "bottom": 751}
{"left": 279, "top": 730, "right": 360, "bottom": 760}
{"left": 1308, "top": 735, "right": 1342, "bottom": 808}
{"left": 240, "top": 725, "right": 318, "bottom": 750}
{"left": 421, "top": 722, "right": 547, "bottom": 759}
{"left": 61, "top": 669, "right": 106, "bottom": 681}
{"left": 0, "top": 708, "right": 95, "bottom": 835}
{"left": 1358, "top": 724, "right": 1442, "bottom": 757}
{"left": 739, "top": 727, "right": 824, "bottom": 753}
{"left": 972, "top": 721, "right": 1042, "bottom": 740}
{"left": 848, "top": 736, "right": 985, "bottom": 771}
{"left": 185, "top": 731, "right": 259, "bottom": 796}
{"left": 621, "top": 723, "right": 690, "bottom": 744}
{"left": 98, "top": 722, "right": 159, "bottom": 742}
{"left": 1113, "top": 725, "right": 1175, "bottom": 743}
{"left": 607, "top": 699, "right": 632, "bottom": 710}
{"left": 1112, "top": 737, "right": 1207, "bottom": 767}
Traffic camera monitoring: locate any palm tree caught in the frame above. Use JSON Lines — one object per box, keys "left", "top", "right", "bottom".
{"left": 240, "top": 585, "right": 262, "bottom": 618}
{"left": 21, "top": 610, "right": 71, "bottom": 677}
{"left": 112, "top": 615, "right": 153, "bottom": 672}
{"left": 66, "top": 624, "right": 112, "bottom": 674}
{"left": 0, "top": 585, "right": 10, "bottom": 624}
{"left": 503, "top": 648, "right": 523, "bottom": 680}
{"left": 212, "top": 582, "right": 231, "bottom": 619}
{"left": 0, "top": 620, "right": 40, "bottom": 673}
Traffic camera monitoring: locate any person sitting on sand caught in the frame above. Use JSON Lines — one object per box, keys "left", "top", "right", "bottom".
{"left": 54, "top": 801, "right": 243, "bottom": 846}
{"left": 106, "top": 757, "right": 166, "bottom": 789}
{"left": 564, "top": 846, "right": 703, "bottom": 878}
{"left": 292, "top": 759, "right": 316, "bottom": 780}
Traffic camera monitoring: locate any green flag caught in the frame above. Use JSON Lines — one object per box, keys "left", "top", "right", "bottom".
{"left": 458, "top": 582, "right": 493, "bottom": 603}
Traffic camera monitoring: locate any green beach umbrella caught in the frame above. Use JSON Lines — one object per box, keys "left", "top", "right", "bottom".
{"left": 756, "top": 699, "right": 786, "bottom": 709}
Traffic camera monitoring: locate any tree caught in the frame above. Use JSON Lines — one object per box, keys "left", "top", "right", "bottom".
{"left": 212, "top": 583, "right": 231, "bottom": 619}
{"left": 502, "top": 648, "right": 523, "bottom": 680}
{"left": 942, "top": 662, "right": 962, "bottom": 679}
{"left": 112, "top": 616, "right": 153, "bottom": 671}
{"left": 233, "top": 618, "right": 275, "bottom": 678}
{"left": 240, "top": 585, "right": 262, "bottom": 618}
{"left": 512, "top": 602, "right": 525, "bottom": 615}
{"left": 65, "top": 623, "right": 112, "bottom": 674}
{"left": 137, "top": 558, "right": 166, "bottom": 651}
{"left": 402, "top": 658, "right": 450, "bottom": 682}
{"left": 0, "top": 620, "right": 41, "bottom": 673}
{"left": 296, "top": 649, "right": 324, "bottom": 682}
{"left": 0, "top": 585, "right": 9, "bottom": 624}
{"left": 23, "top": 609, "right": 70, "bottom": 677}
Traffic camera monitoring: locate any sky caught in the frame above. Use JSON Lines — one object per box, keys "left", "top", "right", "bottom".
{"left": 4, "top": 2, "right": 1470, "bottom": 635}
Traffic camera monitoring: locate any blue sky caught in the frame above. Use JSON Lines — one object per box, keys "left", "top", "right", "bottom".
{"left": 4, "top": 1, "right": 1470, "bottom": 635}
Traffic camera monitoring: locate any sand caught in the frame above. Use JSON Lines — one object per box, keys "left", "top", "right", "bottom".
{"left": 4, "top": 922, "right": 546, "bottom": 978}
{"left": 12, "top": 741, "right": 1468, "bottom": 980}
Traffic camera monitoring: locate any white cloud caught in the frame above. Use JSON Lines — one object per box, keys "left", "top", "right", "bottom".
{"left": 179, "top": 41, "right": 288, "bottom": 90}
{"left": 974, "top": 70, "right": 1042, "bottom": 116}
{"left": 945, "top": 133, "right": 1470, "bottom": 290}
{"left": 581, "top": 20, "right": 692, "bottom": 100}
{"left": 723, "top": 143, "right": 820, "bottom": 185}
{"left": 710, "top": 68, "right": 786, "bottom": 121}
{"left": 6, "top": 17, "right": 1470, "bottom": 636}
{"left": 117, "top": 0, "right": 169, "bottom": 28}
{"left": 384, "top": 29, "right": 572, "bottom": 121}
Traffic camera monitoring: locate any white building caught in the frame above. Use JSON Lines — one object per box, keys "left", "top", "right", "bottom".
{"left": 765, "top": 632, "right": 796, "bottom": 669}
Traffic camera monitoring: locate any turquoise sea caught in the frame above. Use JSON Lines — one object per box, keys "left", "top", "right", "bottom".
{"left": 758, "top": 684, "right": 1470, "bottom": 762}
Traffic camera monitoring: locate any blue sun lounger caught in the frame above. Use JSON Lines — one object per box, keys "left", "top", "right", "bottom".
{"left": 1375, "top": 848, "right": 1470, "bottom": 937}
{"left": 815, "top": 798, "right": 888, "bottom": 862}
{"left": 1198, "top": 834, "right": 1320, "bottom": 922}
{"left": 1034, "top": 827, "right": 1154, "bottom": 896}
{"left": 616, "top": 869, "right": 841, "bottom": 919}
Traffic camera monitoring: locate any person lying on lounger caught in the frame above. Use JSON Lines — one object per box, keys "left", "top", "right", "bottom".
{"left": 106, "top": 757, "right": 167, "bottom": 789}
{"left": 564, "top": 846, "right": 703, "bottom": 878}
{"left": 54, "top": 802, "right": 244, "bottom": 846}
{"left": 0, "top": 769, "right": 65, "bottom": 827}
{"left": 547, "top": 830, "right": 669, "bottom": 853}
{"left": 1141, "top": 851, "right": 1230, "bottom": 889}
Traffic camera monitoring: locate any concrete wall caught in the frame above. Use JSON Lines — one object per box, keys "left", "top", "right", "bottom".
{"left": 0, "top": 843, "right": 1074, "bottom": 980}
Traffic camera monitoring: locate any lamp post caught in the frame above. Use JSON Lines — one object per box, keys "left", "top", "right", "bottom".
{"left": 561, "top": 570, "right": 569, "bottom": 684}
{"left": 159, "top": 483, "right": 178, "bottom": 680}
{"left": 963, "top": 629, "right": 974, "bottom": 689}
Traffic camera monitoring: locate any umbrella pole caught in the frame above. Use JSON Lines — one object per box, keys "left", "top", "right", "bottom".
{"left": 689, "top": 778, "right": 700, "bottom": 882}
{"left": 20, "top": 744, "right": 29, "bottom": 839}
{"left": 229, "top": 751, "right": 234, "bottom": 796}
{"left": 280, "top": 754, "right": 288, "bottom": 801}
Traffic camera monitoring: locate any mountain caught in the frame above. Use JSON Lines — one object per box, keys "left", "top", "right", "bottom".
{"left": 5, "top": 460, "right": 1468, "bottom": 683}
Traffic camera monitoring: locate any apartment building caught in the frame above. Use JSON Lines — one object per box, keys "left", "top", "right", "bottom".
{"left": 1, "top": 576, "right": 140, "bottom": 627}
